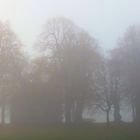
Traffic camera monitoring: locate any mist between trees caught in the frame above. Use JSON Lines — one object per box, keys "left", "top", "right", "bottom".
{"left": 0, "top": 17, "right": 140, "bottom": 125}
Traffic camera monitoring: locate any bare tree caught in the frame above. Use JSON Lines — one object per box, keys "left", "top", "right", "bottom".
{"left": 113, "top": 25, "right": 140, "bottom": 123}
{"left": 89, "top": 58, "right": 113, "bottom": 124}
{"left": 0, "top": 21, "right": 26, "bottom": 124}
{"left": 36, "top": 17, "right": 101, "bottom": 124}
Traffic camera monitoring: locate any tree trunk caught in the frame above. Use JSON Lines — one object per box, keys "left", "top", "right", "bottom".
{"left": 65, "top": 103, "right": 72, "bottom": 124}
{"left": 1, "top": 103, "right": 5, "bottom": 125}
{"left": 113, "top": 102, "right": 121, "bottom": 123}
{"left": 65, "top": 93, "right": 73, "bottom": 124}
{"left": 132, "top": 102, "right": 136, "bottom": 122}
{"left": 112, "top": 90, "right": 121, "bottom": 123}
{"left": 134, "top": 92, "right": 140, "bottom": 123}
{"left": 1, "top": 92, "right": 6, "bottom": 125}
{"left": 74, "top": 100, "right": 83, "bottom": 123}
{"left": 106, "top": 110, "right": 110, "bottom": 124}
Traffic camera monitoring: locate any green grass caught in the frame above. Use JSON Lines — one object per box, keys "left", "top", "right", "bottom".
{"left": 0, "top": 124, "right": 139, "bottom": 140}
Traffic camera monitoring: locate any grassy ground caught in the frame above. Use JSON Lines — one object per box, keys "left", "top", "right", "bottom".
{"left": 0, "top": 124, "right": 139, "bottom": 140}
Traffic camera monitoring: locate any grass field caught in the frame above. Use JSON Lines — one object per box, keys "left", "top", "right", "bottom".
{"left": 0, "top": 124, "right": 139, "bottom": 140}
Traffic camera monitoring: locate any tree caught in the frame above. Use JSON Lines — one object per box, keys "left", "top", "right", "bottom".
{"left": 87, "top": 56, "right": 114, "bottom": 124}
{"left": 109, "top": 50, "right": 123, "bottom": 123}
{"left": 0, "top": 21, "right": 26, "bottom": 124}
{"left": 36, "top": 17, "right": 101, "bottom": 123}
{"left": 113, "top": 25, "right": 140, "bottom": 123}
{"left": 31, "top": 56, "right": 63, "bottom": 124}
{"left": 97, "top": 59, "right": 113, "bottom": 124}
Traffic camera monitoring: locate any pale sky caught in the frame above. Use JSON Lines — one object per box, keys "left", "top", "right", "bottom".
{"left": 0, "top": 0, "right": 140, "bottom": 54}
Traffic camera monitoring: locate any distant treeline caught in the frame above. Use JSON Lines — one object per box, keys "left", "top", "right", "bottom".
{"left": 0, "top": 17, "right": 139, "bottom": 125}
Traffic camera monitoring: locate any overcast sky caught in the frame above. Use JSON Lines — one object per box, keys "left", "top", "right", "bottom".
{"left": 0, "top": 0, "right": 140, "bottom": 54}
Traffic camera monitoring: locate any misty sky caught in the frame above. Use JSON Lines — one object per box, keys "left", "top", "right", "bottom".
{"left": 0, "top": 0, "right": 140, "bottom": 54}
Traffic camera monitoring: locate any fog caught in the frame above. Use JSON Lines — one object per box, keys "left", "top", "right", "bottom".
{"left": 0, "top": 1, "right": 140, "bottom": 140}
{"left": 0, "top": 0, "right": 140, "bottom": 53}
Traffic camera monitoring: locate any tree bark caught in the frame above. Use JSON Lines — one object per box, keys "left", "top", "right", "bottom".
{"left": 74, "top": 100, "right": 83, "bottom": 123}
{"left": 113, "top": 102, "right": 121, "bottom": 123}
{"left": 1, "top": 92, "right": 6, "bottom": 125}
{"left": 1, "top": 103, "right": 5, "bottom": 125}
{"left": 65, "top": 93, "right": 73, "bottom": 124}
{"left": 106, "top": 110, "right": 110, "bottom": 124}
{"left": 134, "top": 92, "right": 140, "bottom": 123}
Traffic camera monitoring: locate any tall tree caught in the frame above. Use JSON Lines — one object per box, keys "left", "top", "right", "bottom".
{"left": 93, "top": 58, "right": 113, "bottom": 124}
{"left": 36, "top": 17, "right": 101, "bottom": 123}
{"left": 113, "top": 25, "right": 140, "bottom": 123}
{"left": 109, "top": 50, "right": 122, "bottom": 123}
{"left": 0, "top": 21, "right": 26, "bottom": 124}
